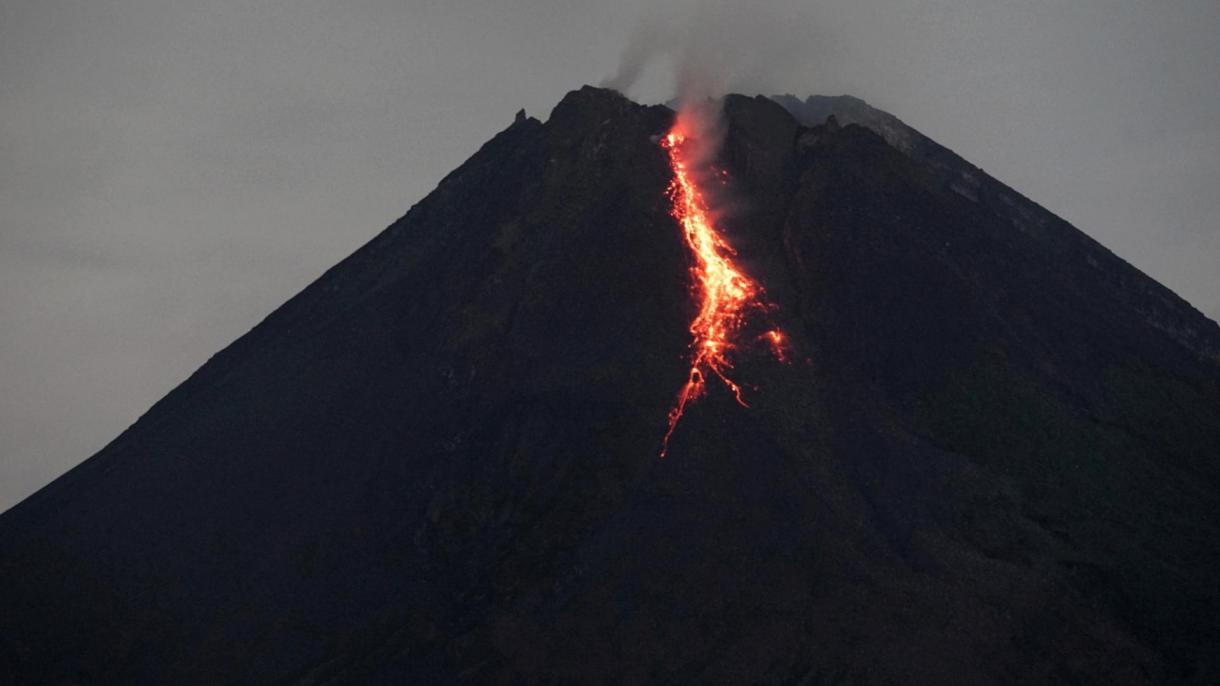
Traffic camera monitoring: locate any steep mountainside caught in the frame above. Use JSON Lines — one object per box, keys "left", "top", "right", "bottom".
{"left": 2, "top": 86, "right": 1218, "bottom": 685}
{"left": 772, "top": 93, "right": 1220, "bottom": 362}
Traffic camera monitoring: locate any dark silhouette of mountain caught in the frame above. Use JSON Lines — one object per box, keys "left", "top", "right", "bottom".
{"left": 2, "top": 86, "right": 1218, "bottom": 685}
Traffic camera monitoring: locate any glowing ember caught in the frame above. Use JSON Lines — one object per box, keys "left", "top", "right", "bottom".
{"left": 765, "top": 329, "right": 788, "bottom": 363}
{"left": 659, "top": 114, "right": 786, "bottom": 457}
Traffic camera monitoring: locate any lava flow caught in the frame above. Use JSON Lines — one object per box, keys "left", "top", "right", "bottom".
{"left": 659, "top": 113, "right": 786, "bottom": 457}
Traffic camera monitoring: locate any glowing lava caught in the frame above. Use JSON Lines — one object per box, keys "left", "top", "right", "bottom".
{"left": 659, "top": 114, "right": 785, "bottom": 457}
{"left": 764, "top": 329, "right": 788, "bottom": 363}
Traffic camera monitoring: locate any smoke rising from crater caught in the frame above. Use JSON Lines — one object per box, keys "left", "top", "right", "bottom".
{"left": 600, "top": 0, "right": 825, "bottom": 212}
{"left": 601, "top": 0, "right": 824, "bottom": 107}
{"left": 601, "top": 2, "right": 822, "bottom": 224}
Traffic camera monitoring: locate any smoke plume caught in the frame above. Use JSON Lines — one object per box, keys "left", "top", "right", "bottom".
{"left": 601, "top": 0, "right": 820, "bottom": 106}
{"left": 602, "top": 0, "right": 822, "bottom": 208}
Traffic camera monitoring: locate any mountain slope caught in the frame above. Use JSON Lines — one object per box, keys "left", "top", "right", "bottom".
{"left": 772, "top": 93, "right": 1220, "bottom": 363}
{"left": 2, "top": 86, "right": 1218, "bottom": 685}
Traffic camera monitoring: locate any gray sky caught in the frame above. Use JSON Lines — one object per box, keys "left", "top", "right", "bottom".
{"left": 2, "top": 0, "right": 1217, "bottom": 512}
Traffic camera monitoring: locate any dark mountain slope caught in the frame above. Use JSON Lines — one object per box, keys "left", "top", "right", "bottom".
{"left": 773, "top": 93, "right": 1220, "bottom": 363}
{"left": 2, "top": 86, "right": 1218, "bottom": 685}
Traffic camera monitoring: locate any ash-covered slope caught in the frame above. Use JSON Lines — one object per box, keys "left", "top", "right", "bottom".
{"left": 2, "top": 86, "right": 1218, "bottom": 685}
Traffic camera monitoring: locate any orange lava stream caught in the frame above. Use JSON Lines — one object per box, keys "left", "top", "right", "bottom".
{"left": 659, "top": 119, "right": 785, "bottom": 457}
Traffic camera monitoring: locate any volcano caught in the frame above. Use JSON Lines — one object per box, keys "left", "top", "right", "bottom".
{"left": 2, "top": 87, "right": 1219, "bottom": 685}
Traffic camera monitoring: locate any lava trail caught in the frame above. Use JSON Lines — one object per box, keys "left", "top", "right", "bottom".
{"left": 659, "top": 111, "right": 785, "bottom": 457}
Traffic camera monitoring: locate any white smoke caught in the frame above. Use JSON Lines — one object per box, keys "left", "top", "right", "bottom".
{"left": 601, "top": 1, "right": 829, "bottom": 222}
{"left": 600, "top": 0, "right": 823, "bottom": 106}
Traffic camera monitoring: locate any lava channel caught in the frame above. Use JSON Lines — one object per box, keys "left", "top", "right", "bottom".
{"left": 659, "top": 114, "right": 786, "bottom": 457}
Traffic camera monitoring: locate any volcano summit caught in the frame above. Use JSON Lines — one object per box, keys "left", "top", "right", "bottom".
{"left": 2, "top": 87, "right": 1218, "bottom": 685}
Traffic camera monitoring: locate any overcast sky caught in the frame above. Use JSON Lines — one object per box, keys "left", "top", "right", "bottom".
{"left": 2, "top": 0, "right": 1217, "bottom": 512}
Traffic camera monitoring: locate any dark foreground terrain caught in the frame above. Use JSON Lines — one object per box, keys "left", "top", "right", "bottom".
{"left": 2, "top": 87, "right": 1218, "bottom": 684}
